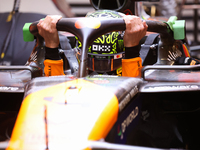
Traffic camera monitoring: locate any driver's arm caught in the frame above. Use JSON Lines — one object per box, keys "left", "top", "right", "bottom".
{"left": 37, "top": 15, "right": 64, "bottom": 77}
{"left": 122, "top": 15, "right": 148, "bottom": 77}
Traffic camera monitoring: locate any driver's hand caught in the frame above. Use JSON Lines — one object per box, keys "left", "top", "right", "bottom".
{"left": 37, "top": 15, "right": 62, "bottom": 48}
{"left": 123, "top": 15, "right": 148, "bottom": 47}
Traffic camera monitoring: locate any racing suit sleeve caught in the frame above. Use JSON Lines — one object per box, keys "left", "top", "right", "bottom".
{"left": 44, "top": 47, "right": 65, "bottom": 76}
{"left": 122, "top": 45, "right": 142, "bottom": 77}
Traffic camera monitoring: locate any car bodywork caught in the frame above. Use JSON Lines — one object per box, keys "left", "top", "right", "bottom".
{"left": 4, "top": 11, "right": 200, "bottom": 150}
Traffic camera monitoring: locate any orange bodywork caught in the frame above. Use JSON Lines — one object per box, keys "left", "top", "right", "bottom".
{"left": 7, "top": 79, "right": 119, "bottom": 150}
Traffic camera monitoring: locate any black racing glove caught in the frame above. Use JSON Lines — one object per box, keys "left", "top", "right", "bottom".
{"left": 175, "top": 57, "right": 200, "bottom": 65}
{"left": 45, "top": 47, "right": 61, "bottom": 60}
{"left": 124, "top": 45, "right": 141, "bottom": 59}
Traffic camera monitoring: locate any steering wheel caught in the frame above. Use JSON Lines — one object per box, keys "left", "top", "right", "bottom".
{"left": 29, "top": 17, "right": 173, "bottom": 77}
{"left": 90, "top": 0, "right": 128, "bottom": 11}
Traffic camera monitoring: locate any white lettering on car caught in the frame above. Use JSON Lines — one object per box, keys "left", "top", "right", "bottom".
{"left": 119, "top": 86, "right": 138, "bottom": 112}
{"left": 146, "top": 85, "right": 199, "bottom": 90}
{"left": 120, "top": 106, "right": 139, "bottom": 139}
{"left": 0, "top": 86, "right": 19, "bottom": 91}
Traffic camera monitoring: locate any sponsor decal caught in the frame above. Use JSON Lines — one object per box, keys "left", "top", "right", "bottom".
{"left": 114, "top": 53, "right": 122, "bottom": 59}
{"left": 141, "top": 110, "right": 150, "bottom": 121}
{"left": 92, "top": 45, "right": 111, "bottom": 52}
{"left": 0, "top": 86, "right": 19, "bottom": 91}
{"left": 118, "top": 106, "right": 139, "bottom": 139}
{"left": 48, "top": 65, "right": 51, "bottom": 76}
{"left": 93, "top": 79, "right": 109, "bottom": 84}
{"left": 145, "top": 85, "right": 199, "bottom": 90}
{"left": 123, "top": 9, "right": 133, "bottom": 15}
{"left": 119, "top": 86, "right": 138, "bottom": 112}
{"left": 90, "top": 75, "right": 118, "bottom": 78}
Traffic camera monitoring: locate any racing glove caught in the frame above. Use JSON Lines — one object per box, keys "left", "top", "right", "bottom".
{"left": 175, "top": 57, "right": 200, "bottom": 65}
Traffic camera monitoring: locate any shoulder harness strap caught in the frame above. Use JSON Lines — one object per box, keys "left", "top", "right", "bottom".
{"left": 140, "top": 33, "right": 159, "bottom": 66}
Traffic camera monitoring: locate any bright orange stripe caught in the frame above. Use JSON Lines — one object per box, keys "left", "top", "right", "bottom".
{"left": 182, "top": 44, "right": 190, "bottom": 57}
{"left": 88, "top": 95, "right": 119, "bottom": 140}
{"left": 111, "top": 59, "right": 113, "bottom": 71}
{"left": 83, "top": 147, "right": 92, "bottom": 150}
{"left": 92, "top": 58, "right": 95, "bottom": 71}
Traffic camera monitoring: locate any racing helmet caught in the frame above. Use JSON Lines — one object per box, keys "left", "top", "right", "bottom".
{"left": 76, "top": 10, "right": 125, "bottom": 75}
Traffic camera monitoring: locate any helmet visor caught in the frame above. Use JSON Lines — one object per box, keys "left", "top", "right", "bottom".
{"left": 88, "top": 52, "right": 124, "bottom": 72}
